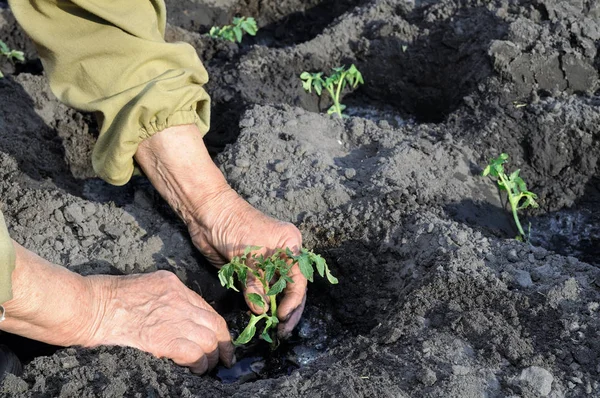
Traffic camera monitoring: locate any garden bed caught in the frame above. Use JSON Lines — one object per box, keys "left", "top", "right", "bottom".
{"left": 0, "top": 0, "right": 599, "bottom": 396}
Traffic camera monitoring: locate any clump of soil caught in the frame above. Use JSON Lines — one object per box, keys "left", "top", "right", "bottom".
{"left": 1, "top": 0, "right": 599, "bottom": 397}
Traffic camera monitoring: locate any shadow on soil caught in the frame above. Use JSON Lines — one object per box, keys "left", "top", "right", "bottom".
{"left": 353, "top": 6, "right": 508, "bottom": 122}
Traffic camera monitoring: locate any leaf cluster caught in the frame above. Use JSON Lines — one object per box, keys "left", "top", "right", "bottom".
{"left": 208, "top": 17, "right": 258, "bottom": 43}
{"left": 483, "top": 153, "right": 539, "bottom": 239}
{"left": 0, "top": 40, "right": 24, "bottom": 78}
{"left": 300, "top": 64, "right": 364, "bottom": 117}
{"left": 218, "top": 246, "right": 338, "bottom": 346}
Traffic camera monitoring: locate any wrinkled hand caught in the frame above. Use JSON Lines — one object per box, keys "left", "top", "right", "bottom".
{"left": 86, "top": 271, "right": 235, "bottom": 373}
{"left": 188, "top": 188, "right": 308, "bottom": 339}
{"left": 135, "top": 124, "right": 308, "bottom": 339}
{"left": 1, "top": 244, "right": 233, "bottom": 375}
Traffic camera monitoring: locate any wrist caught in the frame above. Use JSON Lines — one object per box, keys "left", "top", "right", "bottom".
{"left": 0, "top": 242, "right": 107, "bottom": 347}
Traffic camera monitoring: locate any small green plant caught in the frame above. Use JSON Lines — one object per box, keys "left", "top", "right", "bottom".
{"left": 0, "top": 40, "right": 24, "bottom": 78}
{"left": 482, "top": 153, "right": 539, "bottom": 241}
{"left": 300, "top": 64, "right": 364, "bottom": 117}
{"left": 208, "top": 17, "right": 258, "bottom": 43}
{"left": 218, "top": 246, "right": 338, "bottom": 346}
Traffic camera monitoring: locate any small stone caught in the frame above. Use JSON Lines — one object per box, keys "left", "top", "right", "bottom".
{"left": 344, "top": 168, "right": 357, "bottom": 179}
{"left": 452, "top": 365, "right": 471, "bottom": 375}
{"left": 514, "top": 270, "right": 533, "bottom": 288}
{"left": 451, "top": 230, "right": 468, "bottom": 246}
{"left": 63, "top": 204, "right": 85, "bottom": 224}
{"left": 427, "top": 223, "right": 434, "bottom": 233}
{"left": 378, "top": 120, "right": 391, "bottom": 129}
{"left": 60, "top": 356, "right": 79, "bottom": 369}
{"left": 268, "top": 191, "right": 277, "bottom": 198}
{"left": 518, "top": 366, "right": 553, "bottom": 396}
{"left": 239, "top": 117, "right": 255, "bottom": 128}
{"left": 234, "top": 158, "right": 250, "bottom": 168}
{"left": 54, "top": 240, "right": 64, "bottom": 251}
{"left": 54, "top": 209, "right": 65, "bottom": 223}
{"left": 507, "top": 249, "right": 519, "bottom": 263}
{"left": 274, "top": 162, "right": 286, "bottom": 173}
{"left": 417, "top": 368, "right": 437, "bottom": 386}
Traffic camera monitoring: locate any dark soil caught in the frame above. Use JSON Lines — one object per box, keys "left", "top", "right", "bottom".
{"left": 1, "top": 0, "right": 599, "bottom": 397}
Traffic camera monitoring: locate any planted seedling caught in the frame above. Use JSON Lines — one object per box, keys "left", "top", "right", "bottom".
{"left": 482, "top": 153, "right": 539, "bottom": 241}
{"left": 209, "top": 17, "right": 258, "bottom": 43}
{"left": 218, "top": 246, "right": 338, "bottom": 346}
{"left": 300, "top": 64, "right": 364, "bottom": 117}
{"left": 0, "top": 40, "right": 24, "bottom": 78}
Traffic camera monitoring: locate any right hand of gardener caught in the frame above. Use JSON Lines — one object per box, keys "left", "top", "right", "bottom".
{"left": 84, "top": 271, "right": 235, "bottom": 374}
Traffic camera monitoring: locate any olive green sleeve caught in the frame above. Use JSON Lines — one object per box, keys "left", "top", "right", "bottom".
{"left": 0, "top": 211, "right": 15, "bottom": 305}
{"left": 8, "top": 0, "right": 211, "bottom": 186}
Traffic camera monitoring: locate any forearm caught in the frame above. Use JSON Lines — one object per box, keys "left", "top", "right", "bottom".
{"left": 134, "top": 124, "right": 240, "bottom": 228}
{"left": 0, "top": 241, "right": 106, "bottom": 347}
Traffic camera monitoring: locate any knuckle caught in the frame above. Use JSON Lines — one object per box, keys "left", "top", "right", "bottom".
{"left": 155, "top": 270, "right": 179, "bottom": 283}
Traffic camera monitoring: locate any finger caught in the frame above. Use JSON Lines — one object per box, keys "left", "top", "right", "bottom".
{"left": 192, "top": 309, "right": 235, "bottom": 367}
{"left": 277, "top": 263, "right": 308, "bottom": 334}
{"left": 278, "top": 292, "right": 307, "bottom": 339}
{"left": 184, "top": 289, "right": 235, "bottom": 367}
{"left": 186, "top": 325, "right": 221, "bottom": 371}
{"left": 163, "top": 338, "right": 209, "bottom": 375}
{"left": 243, "top": 271, "right": 269, "bottom": 315}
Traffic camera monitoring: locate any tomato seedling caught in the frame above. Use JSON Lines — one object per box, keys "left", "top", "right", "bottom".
{"left": 218, "top": 246, "right": 338, "bottom": 346}
{"left": 482, "top": 153, "right": 539, "bottom": 241}
{"left": 0, "top": 40, "right": 24, "bottom": 78}
{"left": 209, "top": 17, "right": 258, "bottom": 43}
{"left": 300, "top": 64, "right": 364, "bottom": 117}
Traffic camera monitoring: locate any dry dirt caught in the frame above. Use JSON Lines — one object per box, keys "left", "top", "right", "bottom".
{"left": 0, "top": 0, "right": 599, "bottom": 397}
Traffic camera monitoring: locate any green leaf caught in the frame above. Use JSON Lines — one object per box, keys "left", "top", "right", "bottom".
{"left": 235, "top": 265, "right": 248, "bottom": 287}
{"left": 0, "top": 41, "right": 9, "bottom": 54}
{"left": 265, "top": 262, "right": 277, "bottom": 283}
{"left": 247, "top": 293, "right": 265, "bottom": 308}
{"left": 218, "top": 264, "right": 239, "bottom": 291}
{"left": 300, "top": 71, "right": 311, "bottom": 80}
{"left": 313, "top": 79, "right": 323, "bottom": 96}
{"left": 233, "top": 26, "right": 243, "bottom": 43}
{"left": 298, "top": 254, "right": 314, "bottom": 282}
{"left": 325, "top": 268, "right": 339, "bottom": 284}
{"left": 302, "top": 80, "right": 313, "bottom": 93}
{"left": 312, "top": 254, "right": 326, "bottom": 277}
{"left": 234, "top": 321, "right": 257, "bottom": 345}
{"left": 261, "top": 329, "right": 273, "bottom": 343}
{"left": 267, "top": 277, "right": 287, "bottom": 296}
{"left": 482, "top": 165, "right": 491, "bottom": 177}
{"left": 9, "top": 50, "right": 24, "bottom": 62}
{"left": 508, "top": 169, "right": 520, "bottom": 181}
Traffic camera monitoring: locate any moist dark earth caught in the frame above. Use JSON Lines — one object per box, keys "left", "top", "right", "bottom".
{"left": 0, "top": 0, "right": 599, "bottom": 396}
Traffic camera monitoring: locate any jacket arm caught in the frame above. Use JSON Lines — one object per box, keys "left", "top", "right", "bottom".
{"left": 8, "top": 0, "right": 211, "bottom": 185}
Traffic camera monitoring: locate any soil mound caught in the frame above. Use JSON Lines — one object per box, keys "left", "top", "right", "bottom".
{"left": 0, "top": 0, "right": 599, "bottom": 396}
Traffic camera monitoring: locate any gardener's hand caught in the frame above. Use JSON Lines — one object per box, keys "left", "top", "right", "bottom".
{"left": 135, "top": 124, "right": 308, "bottom": 338}
{"left": 85, "top": 271, "right": 235, "bottom": 373}
{"left": 187, "top": 188, "right": 308, "bottom": 339}
{"left": 1, "top": 243, "right": 235, "bottom": 374}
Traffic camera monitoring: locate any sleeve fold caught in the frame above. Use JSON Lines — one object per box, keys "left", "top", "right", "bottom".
{"left": 8, "top": 0, "right": 211, "bottom": 185}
